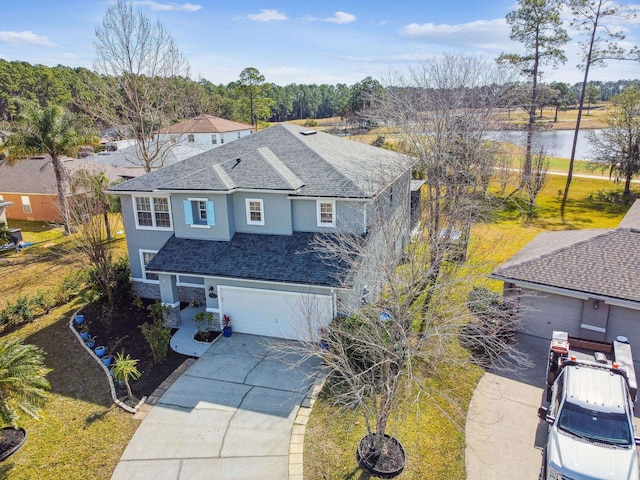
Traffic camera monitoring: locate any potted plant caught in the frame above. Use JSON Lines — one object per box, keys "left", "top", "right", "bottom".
{"left": 94, "top": 345, "right": 106, "bottom": 357}
{"left": 86, "top": 336, "right": 96, "bottom": 349}
{"left": 222, "top": 314, "right": 232, "bottom": 337}
{"left": 74, "top": 314, "right": 84, "bottom": 325}
{"left": 193, "top": 311, "right": 217, "bottom": 343}
{"left": 102, "top": 355, "right": 114, "bottom": 367}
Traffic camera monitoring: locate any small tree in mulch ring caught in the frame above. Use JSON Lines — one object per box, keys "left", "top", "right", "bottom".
{"left": 111, "top": 352, "right": 141, "bottom": 400}
{"left": 193, "top": 312, "right": 219, "bottom": 342}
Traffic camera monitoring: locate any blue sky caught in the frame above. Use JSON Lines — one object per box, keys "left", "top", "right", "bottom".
{"left": 1, "top": 0, "right": 639, "bottom": 86}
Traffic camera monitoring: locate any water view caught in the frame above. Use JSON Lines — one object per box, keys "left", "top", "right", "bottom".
{"left": 494, "top": 129, "right": 596, "bottom": 161}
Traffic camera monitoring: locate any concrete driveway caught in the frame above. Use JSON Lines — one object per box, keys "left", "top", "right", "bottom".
{"left": 111, "top": 334, "right": 322, "bottom": 480}
{"left": 465, "top": 334, "right": 549, "bottom": 479}
{"left": 465, "top": 333, "right": 640, "bottom": 479}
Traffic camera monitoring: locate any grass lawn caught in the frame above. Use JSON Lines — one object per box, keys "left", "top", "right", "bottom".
{"left": 304, "top": 173, "right": 633, "bottom": 479}
{"left": 0, "top": 301, "right": 140, "bottom": 479}
{"left": 0, "top": 216, "right": 140, "bottom": 479}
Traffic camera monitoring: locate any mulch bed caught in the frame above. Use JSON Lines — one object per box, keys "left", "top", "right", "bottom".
{"left": 0, "top": 428, "right": 26, "bottom": 462}
{"left": 75, "top": 299, "right": 191, "bottom": 401}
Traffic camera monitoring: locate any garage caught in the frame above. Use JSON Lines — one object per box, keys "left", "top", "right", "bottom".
{"left": 217, "top": 286, "right": 334, "bottom": 341}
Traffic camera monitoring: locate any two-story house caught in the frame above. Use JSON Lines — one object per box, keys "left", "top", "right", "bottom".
{"left": 111, "top": 123, "right": 414, "bottom": 341}
{"left": 155, "top": 115, "right": 254, "bottom": 149}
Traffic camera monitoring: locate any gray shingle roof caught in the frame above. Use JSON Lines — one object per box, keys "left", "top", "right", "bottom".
{"left": 146, "top": 231, "right": 355, "bottom": 287}
{"left": 111, "top": 123, "right": 413, "bottom": 199}
{"left": 491, "top": 228, "right": 640, "bottom": 303}
{"left": 0, "top": 156, "right": 132, "bottom": 195}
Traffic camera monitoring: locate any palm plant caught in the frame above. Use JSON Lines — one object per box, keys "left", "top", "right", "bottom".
{"left": 0, "top": 338, "right": 50, "bottom": 427}
{"left": 111, "top": 352, "right": 141, "bottom": 399}
{"left": 4, "top": 103, "right": 90, "bottom": 234}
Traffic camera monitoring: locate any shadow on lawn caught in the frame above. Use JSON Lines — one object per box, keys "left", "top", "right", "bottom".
{"left": 22, "top": 305, "right": 113, "bottom": 408}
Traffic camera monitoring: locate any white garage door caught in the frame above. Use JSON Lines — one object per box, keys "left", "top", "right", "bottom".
{"left": 218, "top": 286, "right": 333, "bottom": 341}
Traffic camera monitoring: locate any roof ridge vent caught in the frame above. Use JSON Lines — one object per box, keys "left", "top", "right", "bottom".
{"left": 300, "top": 130, "right": 317, "bottom": 136}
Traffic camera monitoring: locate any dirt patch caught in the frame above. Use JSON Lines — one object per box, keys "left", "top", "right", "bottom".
{"left": 75, "top": 299, "right": 191, "bottom": 400}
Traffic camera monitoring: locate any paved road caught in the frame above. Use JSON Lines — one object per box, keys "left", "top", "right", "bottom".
{"left": 111, "top": 334, "right": 321, "bottom": 480}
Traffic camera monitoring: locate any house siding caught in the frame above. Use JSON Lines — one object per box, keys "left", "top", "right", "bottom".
{"left": 0, "top": 192, "right": 61, "bottom": 222}
{"left": 232, "top": 192, "right": 293, "bottom": 235}
{"left": 607, "top": 306, "right": 640, "bottom": 360}
{"left": 172, "top": 192, "right": 232, "bottom": 241}
{"left": 518, "top": 289, "right": 583, "bottom": 339}
{"left": 292, "top": 198, "right": 366, "bottom": 233}
{"left": 121, "top": 196, "right": 174, "bottom": 279}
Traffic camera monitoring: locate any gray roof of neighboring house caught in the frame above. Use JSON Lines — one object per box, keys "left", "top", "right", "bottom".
{"left": 111, "top": 123, "right": 414, "bottom": 199}
{"left": 85, "top": 142, "right": 205, "bottom": 173}
{"left": 0, "top": 156, "right": 132, "bottom": 195}
{"left": 491, "top": 228, "right": 640, "bottom": 303}
{"left": 146, "top": 232, "right": 355, "bottom": 287}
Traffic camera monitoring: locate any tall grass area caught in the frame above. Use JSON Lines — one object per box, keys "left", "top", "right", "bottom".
{"left": 304, "top": 173, "right": 633, "bottom": 479}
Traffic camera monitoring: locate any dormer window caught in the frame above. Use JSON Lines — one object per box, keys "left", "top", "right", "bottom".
{"left": 187, "top": 134, "right": 195, "bottom": 143}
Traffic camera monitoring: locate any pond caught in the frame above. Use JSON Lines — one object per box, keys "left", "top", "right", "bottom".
{"left": 492, "top": 129, "right": 599, "bottom": 161}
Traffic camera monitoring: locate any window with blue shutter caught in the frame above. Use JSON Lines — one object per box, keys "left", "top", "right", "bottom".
{"left": 206, "top": 201, "right": 215, "bottom": 225}
{"left": 183, "top": 200, "right": 193, "bottom": 225}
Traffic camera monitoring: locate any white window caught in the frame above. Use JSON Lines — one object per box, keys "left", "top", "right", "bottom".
{"left": 245, "top": 198, "right": 264, "bottom": 226}
{"left": 140, "top": 250, "right": 159, "bottom": 282}
{"left": 21, "top": 196, "right": 32, "bottom": 214}
{"left": 237, "top": 132, "right": 241, "bottom": 139}
{"left": 317, "top": 200, "right": 335, "bottom": 227}
{"left": 183, "top": 198, "right": 215, "bottom": 227}
{"left": 134, "top": 196, "right": 172, "bottom": 230}
{"left": 0, "top": 195, "right": 4, "bottom": 201}
{"left": 211, "top": 135, "right": 217, "bottom": 145}
{"left": 187, "top": 134, "right": 195, "bottom": 143}
{"left": 221, "top": 136, "right": 224, "bottom": 144}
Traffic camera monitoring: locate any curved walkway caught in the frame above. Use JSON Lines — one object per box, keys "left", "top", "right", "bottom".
{"left": 111, "top": 334, "right": 322, "bottom": 480}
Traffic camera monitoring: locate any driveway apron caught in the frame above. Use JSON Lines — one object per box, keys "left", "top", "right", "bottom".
{"left": 111, "top": 334, "right": 321, "bottom": 480}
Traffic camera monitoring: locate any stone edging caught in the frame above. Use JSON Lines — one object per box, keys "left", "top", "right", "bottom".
{"left": 289, "top": 375, "right": 327, "bottom": 480}
{"left": 68, "top": 309, "right": 146, "bottom": 414}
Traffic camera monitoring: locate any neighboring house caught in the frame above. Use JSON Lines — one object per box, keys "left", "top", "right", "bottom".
{"left": 490, "top": 201, "right": 640, "bottom": 359}
{"left": 155, "top": 115, "right": 253, "bottom": 150}
{"left": 110, "top": 123, "right": 413, "bottom": 341}
{"left": 0, "top": 156, "right": 132, "bottom": 222}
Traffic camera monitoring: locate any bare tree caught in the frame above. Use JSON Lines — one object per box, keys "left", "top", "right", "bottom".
{"left": 523, "top": 147, "right": 550, "bottom": 215}
{"left": 377, "top": 55, "right": 515, "bottom": 330}
{"left": 68, "top": 170, "right": 122, "bottom": 304}
{"left": 276, "top": 192, "right": 526, "bottom": 476}
{"left": 588, "top": 86, "right": 640, "bottom": 195}
{"left": 560, "top": 0, "right": 640, "bottom": 219}
{"left": 89, "top": 0, "right": 191, "bottom": 172}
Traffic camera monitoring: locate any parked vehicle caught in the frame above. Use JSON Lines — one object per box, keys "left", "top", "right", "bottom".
{"left": 538, "top": 331, "right": 640, "bottom": 480}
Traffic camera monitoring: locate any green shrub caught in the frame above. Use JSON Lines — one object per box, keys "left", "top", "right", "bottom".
{"left": 140, "top": 319, "right": 171, "bottom": 363}
{"left": 304, "top": 119, "right": 318, "bottom": 127}
{"left": 141, "top": 301, "right": 171, "bottom": 363}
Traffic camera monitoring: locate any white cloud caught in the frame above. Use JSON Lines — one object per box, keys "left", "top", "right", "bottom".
{"left": 322, "top": 11, "right": 356, "bottom": 24}
{"left": 0, "top": 31, "right": 55, "bottom": 47}
{"left": 133, "top": 1, "right": 202, "bottom": 11}
{"left": 398, "top": 18, "right": 508, "bottom": 48}
{"left": 247, "top": 9, "right": 288, "bottom": 22}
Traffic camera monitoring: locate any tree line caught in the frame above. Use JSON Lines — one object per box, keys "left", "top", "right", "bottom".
{"left": 1, "top": 58, "right": 637, "bottom": 128}
{"left": 0, "top": 58, "right": 387, "bottom": 127}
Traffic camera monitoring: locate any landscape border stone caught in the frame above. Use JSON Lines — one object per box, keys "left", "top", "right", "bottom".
{"left": 68, "top": 309, "right": 146, "bottom": 414}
